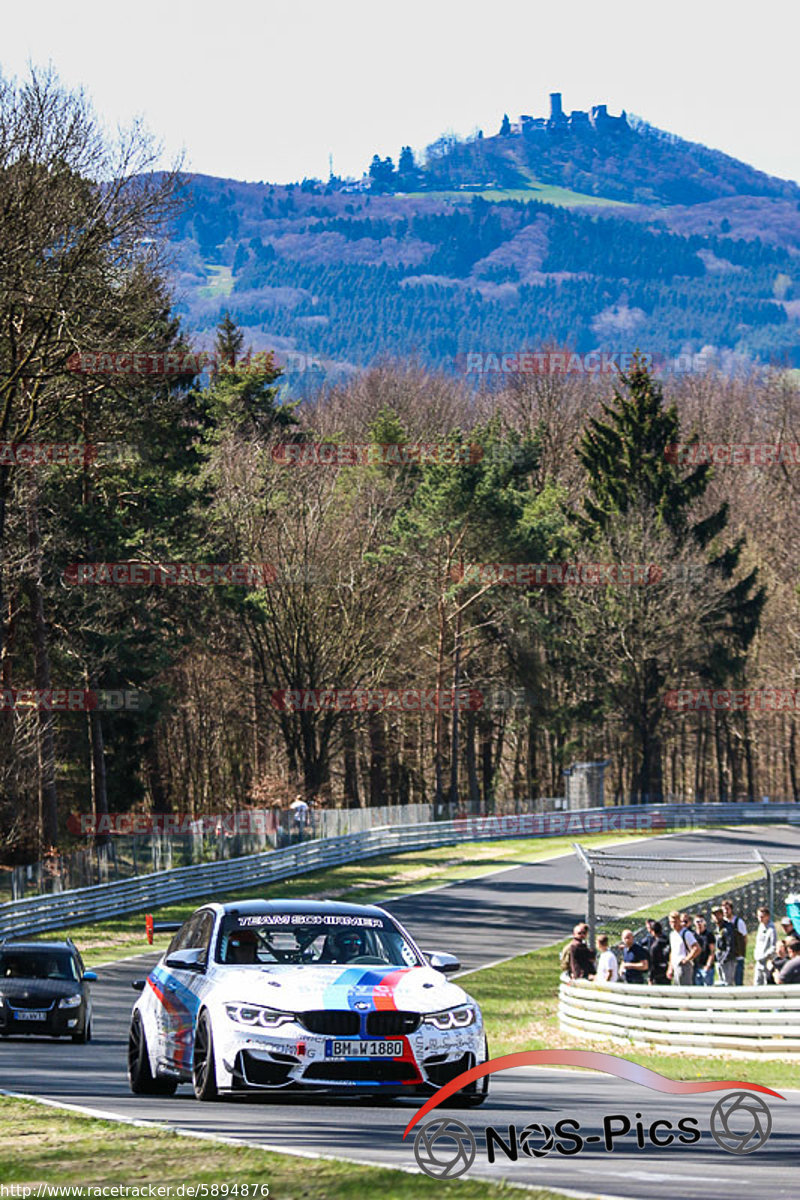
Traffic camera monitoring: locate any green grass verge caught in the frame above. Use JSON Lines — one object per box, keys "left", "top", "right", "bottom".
{"left": 57, "top": 830, "right": 656, "bottom": 967}
{"left": 0, "top": 1094, "right": 568, "bottom": 1198}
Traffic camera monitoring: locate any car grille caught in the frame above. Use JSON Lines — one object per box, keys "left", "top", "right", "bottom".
{"left": 303, "top": 1061, "right": 417, "bottom": 1083}
{"left": 7, "top": 997, "right": 55, "bottom": 1011}
{"left": 299, "top": 1011, "right": 359, "bottom": 1036}
{"left": 366, "top": 1011, "right": 420, "bottom": 1036}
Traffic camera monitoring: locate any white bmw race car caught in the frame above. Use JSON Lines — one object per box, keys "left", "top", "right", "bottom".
{"left": 128, "top": 899, "right": 489, "bottom": 1103}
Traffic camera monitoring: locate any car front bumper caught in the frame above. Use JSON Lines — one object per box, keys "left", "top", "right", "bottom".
{"left": 213, "top": 1015, "right": 486, "bottom": 1093}
{"left": 0, "top": 1000, "right": 86, "bottom": 1038}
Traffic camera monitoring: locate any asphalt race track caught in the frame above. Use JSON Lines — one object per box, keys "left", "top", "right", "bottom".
{"left": 3, "top": 826, "right": 800, "bottom": 1200}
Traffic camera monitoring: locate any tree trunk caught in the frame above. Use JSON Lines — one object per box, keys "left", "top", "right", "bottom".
{"left": 714, "top": 712, "right": 727, "bottom": 802}
{"left": 743, "top": 710, "right": 756, "bottom": 801}
{"left": 26, "top": 483, "right": 58, "bottom": 848}
{"left": 342, "top": 714, "right": 360, "bottom": 807}
{"left": 0, "top": 466, "right": 9, "bottom": 668}
{"left": 448, "top": 606, "right": 462, "bottom": 808}
{"left": 433, "top": 590, "right": 447, "bottom": 816}
{"left": 465, "top": 708, "right": 480, "bottom": 814}
{"left": 789, "top": 720, "right": 799, "bottom": 803}
{"left": 367, "top": 711, "right": 386, "bottom": 807}
{"left": 85, "top": 667, "right": 110, "bottom": 847}
{"left": 526, "top": 710, "right": 538, "bottom": 801}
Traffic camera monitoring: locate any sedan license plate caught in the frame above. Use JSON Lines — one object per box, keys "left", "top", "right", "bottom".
{"left": 325, "top": 1039, "right": 403, "bottom": 1058}
{"left": 15, "top": 1011, "right": 46, "bottom": 1021}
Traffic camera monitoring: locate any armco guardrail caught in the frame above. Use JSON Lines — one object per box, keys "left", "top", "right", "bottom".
{"left": 0, "top": 800, "right": 796, "bottom": 939}
{"left": 559, "top": 976, "right": 800, "bottom": 1058}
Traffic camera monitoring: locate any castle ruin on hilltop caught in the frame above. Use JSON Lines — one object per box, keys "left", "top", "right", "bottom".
{"left": 510, "top": 92, "right": 629, "bottom": 136}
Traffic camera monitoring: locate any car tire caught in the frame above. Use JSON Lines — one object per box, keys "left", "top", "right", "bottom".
{"left": 192, "top": 1011, "right": 219, "bottom": 1101}
{"left": 72, "top": 1018, "right": 92, "bottom": 1044}
{"left": 128, "top": 1012, "right": 178, "bottom": 1096}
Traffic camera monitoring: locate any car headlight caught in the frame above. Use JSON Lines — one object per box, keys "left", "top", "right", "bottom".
{"left": 224, "top": 1003, "right": 295, "bottom": 1029}
{"left": 58, "top": 994, "right": 82, "bottom": 1009}
{"left": 422, "top": 1005, "right": 476, "bottom": 1031}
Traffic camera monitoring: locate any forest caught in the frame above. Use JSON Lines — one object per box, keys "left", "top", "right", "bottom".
{"left": 171, "top": 180, "right": 800, "bottom": 377}
{"left": 2, "top": 73, "right": 799, "bottom": 870}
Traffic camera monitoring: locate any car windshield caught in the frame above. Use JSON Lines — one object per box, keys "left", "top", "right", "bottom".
{"left": 216, "top": 913, "right": 421, "bottom": 968}
{"left": 0, "top": 950, "right": 79, "bottom": 981}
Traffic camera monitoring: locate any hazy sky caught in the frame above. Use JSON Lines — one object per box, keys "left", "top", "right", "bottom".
{"left": 3, "top": 0, "right": 798, "bottom": 185}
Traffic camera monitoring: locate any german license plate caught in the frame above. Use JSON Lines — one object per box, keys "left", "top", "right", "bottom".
{"left": 15, "top": 1011, "right": 46, "bottom": 1021}
{"left": 325, "top": 1039, "right": 403, "bottom": 1057}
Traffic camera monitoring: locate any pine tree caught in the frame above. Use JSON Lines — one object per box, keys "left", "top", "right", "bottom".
{"left": 214, "top": 311, "right": 244, "bottom": 367}
{"left": 573, "top": 354, "right": 765, "bottom": 802}
{"left": 499, "top": 113, "right": 511, "bottom": 136}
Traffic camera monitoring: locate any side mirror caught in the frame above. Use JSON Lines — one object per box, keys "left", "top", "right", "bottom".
{"left": 425, "top": 951, "right": 461, "bottom": 975}
{"left": 131, "top": 979, "right": 146, "bottom": 992}
{"left": 82, "top": 971, "right": 98, "bottom": 982}
{"left": 165, "top": 948, "right": 207, "bottom": 973}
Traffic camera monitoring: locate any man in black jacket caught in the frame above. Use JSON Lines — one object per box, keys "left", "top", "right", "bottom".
{"left": 568, "top": 923, "right": 596, "bottom": 980}
{"left": 643, "top": 919, "right": 670, "bottom": 985}
{"left": 711, "top": 907, "right": 736, "bottom": 986}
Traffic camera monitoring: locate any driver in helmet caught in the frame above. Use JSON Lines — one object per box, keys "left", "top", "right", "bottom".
{"left": 225, "top": 928, "right": 259, "bottom": 965}
{"left": 324, "top": 928, "right": 368, "bottom": 963}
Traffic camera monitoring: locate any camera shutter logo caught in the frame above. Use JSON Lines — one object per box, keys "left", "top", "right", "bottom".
{"left": 519, "top": 1122, "right": 555, "bottom": 1157}
{"left": 710, "top": 1091, "right": 772, "bottom": 1155}
{"left": 413, "top": 1118, "right": 476, "bottom": 1179}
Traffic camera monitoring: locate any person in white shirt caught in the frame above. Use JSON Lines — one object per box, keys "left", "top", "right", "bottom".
{"left": 753, "top": 906, "right": 776, "bottom": 985}
{"left": 596, "top": 933, "right": 618, "bottom": 983}
{"left": 667, "top": 909, "right": 699, "bottom": 985}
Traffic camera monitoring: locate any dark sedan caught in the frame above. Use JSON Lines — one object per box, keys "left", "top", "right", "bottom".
{"left": 0, "top": 940, "right": 96, "bottom": 1041}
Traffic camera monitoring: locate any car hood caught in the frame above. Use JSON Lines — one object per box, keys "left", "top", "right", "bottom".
{"left": 0, "top": 977, "right": 80, "bottom": 1002}
{"left": 209, "top": 963, "right": 471, "bottom": 1014}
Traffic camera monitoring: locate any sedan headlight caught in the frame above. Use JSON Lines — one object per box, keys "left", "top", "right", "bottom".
{"left": 224, "top": 1003, "right": 295, "bottom": 1029}
{"left": 58, "top": 994, "right": 82, "bottom": 1009}
{"left": 423, "top": 1005, "right": 476, "bottom": 1031}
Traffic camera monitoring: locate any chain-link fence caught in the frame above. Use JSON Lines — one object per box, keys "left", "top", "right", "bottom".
{"left": 1, "top": 802, "right": 436, "bottom": 900}
{"left": 576, "top": 843, "right": 800, "bottom": 945}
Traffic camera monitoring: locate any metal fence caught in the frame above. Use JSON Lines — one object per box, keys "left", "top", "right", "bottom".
{"left": 625, "top": 863, "right": 800, "bottom": 945}
{"left": 559, "top": 977, "right": 800, "bottom": 1058}
{"left": 0, "top": 802, "right": 673, "bottom": 939}
{"left": 576, "top": 813, "right": 800, "bottom": 945}
{"left": 1, "top": 798, "right": 797, "bottom": 941}
{"left": 1, "top": 802, "right": 436, "bottom": 901}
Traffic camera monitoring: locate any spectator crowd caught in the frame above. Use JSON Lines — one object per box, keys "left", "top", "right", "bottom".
{"left": 563, "top": 903, "right": 800, "bottom": 986}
